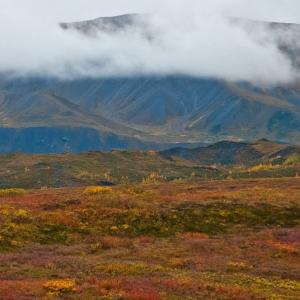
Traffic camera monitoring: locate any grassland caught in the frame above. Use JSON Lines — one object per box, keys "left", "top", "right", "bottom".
{"left": 1, "top": 146, "right": 300, "bottom": 189}
{"left": 0, "top": 178, "right": 299, "bottom": 299}
{"left": 0, "top": 151, "right": 222, "bottom": 189}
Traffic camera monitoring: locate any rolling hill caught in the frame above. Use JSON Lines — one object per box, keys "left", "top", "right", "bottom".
{"left": 1, "top": 139, "right": 300, "bottom": 188}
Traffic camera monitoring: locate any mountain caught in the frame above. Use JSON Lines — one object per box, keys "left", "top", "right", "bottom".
{"left": 60, "top": 14, "right": 142, "bottom": 34}
{"left": 0, "top": 14, "right": 300, "bottom": 153}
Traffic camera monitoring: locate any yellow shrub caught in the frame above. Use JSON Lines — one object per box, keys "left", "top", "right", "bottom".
{"left": 83, "top": 186, "right": 113, "bottom": 196}
{"left": 143, "top": 172, "right": 167, "bottom": 184}
{"left": 0, "top": 206, "right": 32, "bottom": 249}
{"left": 226, "top": 261, "right": 247, "bottom": 271}
{"left": 249, "top": 164, "right": 279, "bottom": 172}
{"left": 0, "top": 188, "right": 26, "bottom": 197}
{"left": 43, "top": 279, "right": 76, "bottom": 296}
{"left": 284, "top": 153, "right": 300, "bottom": 166}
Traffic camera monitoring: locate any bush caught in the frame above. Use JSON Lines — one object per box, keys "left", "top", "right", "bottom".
{"left": 88, "top": 236, "right": 132, "bottom": 253}
{"left": 124, "top": 290, "right": 161, "bottom": 300}
{"left": 249, "top": 164, "right": 279, "bottom": 172}
{"left": 284, "top": 154, "right": 300, "bottom": 166}
{"left": 36, "top": 222, "right": 69, "bottom": 245}
{"left": 0, "top": 206, "right": 33, "bottom": 250}
{"left": 226, "top": 261, "right": 248, "bottom": 272}
{"left": 0, "top": 188, "right": 26, "bottom": 197}
{"left": 96, "top": 263, "right": 163, "bottom": 276}
{"left": 43, "top": 279, "right": 76, "bottom": 297}
{"left": 182, "top": 232, "right": 209, "bottom": 240}
{"left": 83, "top": 186, "right": 113, "bottom": 196}
{"left": 0, "top": 205, "right": 72, "bottom": 249}
{"left": 143, "top": 172, "right": 166, "bottom": 184}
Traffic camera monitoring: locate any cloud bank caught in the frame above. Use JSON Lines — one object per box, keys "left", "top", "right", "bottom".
{"left": 0, "top": 0, "right": 300, "bottom": 84}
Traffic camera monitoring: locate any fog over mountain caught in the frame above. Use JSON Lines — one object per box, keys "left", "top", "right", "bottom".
{"left": 1, "top": 0, "right": 300, "bottom": 84}
{"left": 1, "top": 1, "right": 300, "bottom": 153}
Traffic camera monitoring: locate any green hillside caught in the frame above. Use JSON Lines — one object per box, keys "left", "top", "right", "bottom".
{"left": 1, "top": 139, "right": 300, "bottom": 188}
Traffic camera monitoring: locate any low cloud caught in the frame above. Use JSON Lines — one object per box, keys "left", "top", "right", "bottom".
{"left": 0, "top": 0, "right": 300, "bottom": 84}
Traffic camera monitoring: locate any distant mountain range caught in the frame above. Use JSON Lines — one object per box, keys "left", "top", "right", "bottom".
{"left": 1, "top": 14, "right": 300, "bottom": 153}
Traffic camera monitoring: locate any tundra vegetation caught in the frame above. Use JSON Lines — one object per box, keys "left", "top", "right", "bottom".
{"left": 0, "top": 178, "right": 299, "bottom": 299}
{"left": 2, "top": 140, "right": 300, "bottom": 189}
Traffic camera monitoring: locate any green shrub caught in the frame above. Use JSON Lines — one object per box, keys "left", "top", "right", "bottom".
{"left": 77, "top": 203, "right": 300, "bottom": 237}
{"left": 35, "top": 222, "right": 69, "bottom": 245}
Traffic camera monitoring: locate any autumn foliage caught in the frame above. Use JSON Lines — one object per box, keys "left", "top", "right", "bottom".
{"left": 83, "top": 186, "right": 113, "bottom": 195}
{"left": 0, "top": 178, "right": 299, "bottom": 299}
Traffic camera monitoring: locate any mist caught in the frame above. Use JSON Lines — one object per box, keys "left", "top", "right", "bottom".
{"left": 1, "top": 0, "right": 300, "bottom": 84}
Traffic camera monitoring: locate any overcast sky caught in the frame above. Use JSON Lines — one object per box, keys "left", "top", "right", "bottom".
{"left": 1, "top": 0, "right": 300, "bottom": 84}
{"left": 2, "top": 0, "right": 300, "bottom": 23}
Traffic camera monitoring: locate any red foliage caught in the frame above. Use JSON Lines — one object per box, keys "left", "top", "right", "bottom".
{"left": 0, "top": 280, "right": 45, "bottom": 299}
{"left": 183, "top": 232, "right": 209, "bottom": 240}
{"left": 124, "top": 290, "right": 161, "bottom": 300}
{"left": 275, "top": 229, "right": 300, "bottom": 244}
{"left": 138, "top": 236, "right": 155, "bottom": 244}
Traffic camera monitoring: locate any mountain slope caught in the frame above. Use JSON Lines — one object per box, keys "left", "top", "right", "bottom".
{"left": 160, "top": 139, "right": 287, "bottom": 165}
{"left": 60, "top": 14, "right": 141, "bottom": 34}
{"left": 6, "top": 76, "right": 300, "bottom": 142}
{"left": 1, "top": 76, "right": 300, "bottom": 153}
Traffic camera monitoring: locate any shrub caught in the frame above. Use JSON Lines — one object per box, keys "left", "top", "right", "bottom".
{"left": 75, "top": 202, "right": 300, "bottom": 238}
{"left": 284, "top": 153, "right": 300, "bottom": 165}
{"left": 0, "top": 206, "right": 33, "bottom": 250}
{"left": 36, "top": 222, "right": 69, "bottom": 245}
{"left": 83, "top": 186, "right": 113, "bottom": 196}
{"left": 0, "top": 188, "right": 26, "bottom": 197}
{"left": 269, "top": 241, "right": 297, "bottom": 254}
{"left": 43, "top": 279, "right": 76, "bottom": 297}
{"left": 88, "top": 236, "right": 132, "bottom": 253}
{"left": 96, "top": 263, "right": 163, "bottom": 276}
{"left": 124, "top": 290, "right": 161, "bottom": 300}
{"left": 182, "top": 232, "right": 209, "bottom": 240}
{"left": 138, "top": 236, "right": 155, "bottom": 244}
{"left": 249, "top": 164, "right": 279, "bottom": 172}
{"left": 226, "top": 261, "right": 248, "bottom": 272}
{"left": 143, "top": 172, "right": 166, "bottom": 184}
{"left": 99, "top": 236, "right": 132, "bottom": 249}
{"left": 97, "top": 279, "right": 123, "bottom": 298}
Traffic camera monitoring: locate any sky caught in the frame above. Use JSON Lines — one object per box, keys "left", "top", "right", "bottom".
{"left": 0, "top": 0, "right": 300, "bottom": 84}
{"left": 2, "top": 0, "right": 300, "bottom": 23}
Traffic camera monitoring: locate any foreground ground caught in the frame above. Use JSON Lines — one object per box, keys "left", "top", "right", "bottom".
{"left": 0, "top": 178, "right": 300, "bottom": 299}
